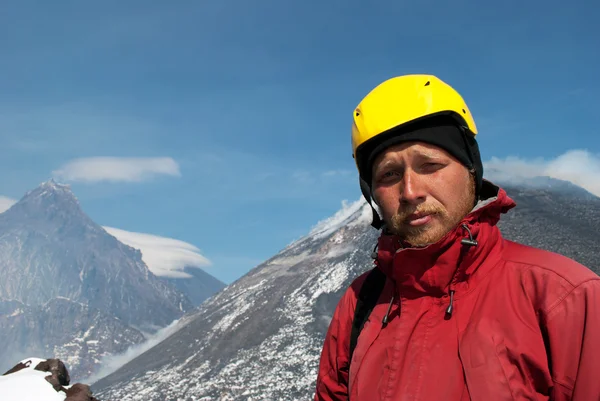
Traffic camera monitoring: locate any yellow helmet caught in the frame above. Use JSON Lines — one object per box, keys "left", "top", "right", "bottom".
{"left": 351, "top": 74, "right": 482, "bottom": 229}
{"left": 352, "top": 74, "right": 477, "bottom": 171}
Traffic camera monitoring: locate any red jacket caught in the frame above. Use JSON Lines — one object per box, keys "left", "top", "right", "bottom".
{"left": 314, "top": 183, "right": 600, "bottom": 401}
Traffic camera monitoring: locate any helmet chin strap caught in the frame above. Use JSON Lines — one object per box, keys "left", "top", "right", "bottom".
{"left": 360, "top": 177, "right": 384, "bottom": 230}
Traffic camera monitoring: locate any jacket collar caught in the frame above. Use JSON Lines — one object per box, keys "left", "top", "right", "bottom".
{"left": 375, "top": 180, "right": 516, "bottom": 298}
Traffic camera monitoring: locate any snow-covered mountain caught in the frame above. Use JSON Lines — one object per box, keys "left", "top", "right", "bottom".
{"left": 93, "top": 178, "right": 600, "bottom": 401}
{"left": 0, "top": 298, "right": 145, "bottom": 380}
{"left": 0, "top": 180, "right": 217, "bottom": 379}
{"left": 0, "top": 180, "right": 191, "bottom": 328}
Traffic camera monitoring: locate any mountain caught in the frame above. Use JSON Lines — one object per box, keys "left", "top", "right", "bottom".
{"left": 0, "top": 298, "right": 145, "bottom": 382}
{"left": 0, "top": 180, "right": 192, "bottom": 329}
{"left": 93, "top": 178, "right": 600, "bottom": 400}
{"left": 0, "top": 180, "right": 196, "bottom": 379}
{"left": 165, "top": 266, "right": 227, "bottom": 307}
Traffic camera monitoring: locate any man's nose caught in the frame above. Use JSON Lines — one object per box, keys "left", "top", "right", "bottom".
{"left": 400, "top": 170, "right": 426, "bottom": 204}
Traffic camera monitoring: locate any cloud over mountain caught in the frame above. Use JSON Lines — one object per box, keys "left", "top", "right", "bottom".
{"left": 52, "top": 157, "right": 180, "bottom": 183}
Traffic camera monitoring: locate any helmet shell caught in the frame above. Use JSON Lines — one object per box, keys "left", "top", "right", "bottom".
{"left": 352, "top": 74, "right": 478, "bottom": 175}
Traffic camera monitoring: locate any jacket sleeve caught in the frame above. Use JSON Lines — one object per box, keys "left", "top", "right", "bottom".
{"left": 544, "top": 277, "right": 600, "bottom": 400}
{"left": 313, "top": 278, "right": 362, "bottom": 401}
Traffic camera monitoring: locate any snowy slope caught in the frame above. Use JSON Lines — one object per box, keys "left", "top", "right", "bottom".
{"left": 0, "top": 358, "right": 66, "bottom": 401}
{"left": 92, "top": 198, "right": 378, "bottom": 400}
{"left": 94, "top": 180, "right": 600, "bottom": 400}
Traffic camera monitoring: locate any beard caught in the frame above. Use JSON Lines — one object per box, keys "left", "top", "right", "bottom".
{"left": 387, "top": 177, "right": 476, "bottom": 247}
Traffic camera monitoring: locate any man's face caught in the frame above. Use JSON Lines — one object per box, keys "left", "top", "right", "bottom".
{"left": 371, "top": 141, "right": 476, "bottom": 247}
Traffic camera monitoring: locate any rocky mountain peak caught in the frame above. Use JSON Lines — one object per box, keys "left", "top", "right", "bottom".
{"left": 2, "top": 179, "right": 88, "bottom": 229}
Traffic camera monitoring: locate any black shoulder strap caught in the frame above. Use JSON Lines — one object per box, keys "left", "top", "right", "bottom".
{"left": 349, "top": 267, "right": 387, "bottom": 363}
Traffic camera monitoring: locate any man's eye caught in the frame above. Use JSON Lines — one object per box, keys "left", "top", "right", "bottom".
{"left": 423, "top": 163, "right": 443, "bottom": 170}
{"left": 377, "top": 171, "right": 398, "bottom": 181}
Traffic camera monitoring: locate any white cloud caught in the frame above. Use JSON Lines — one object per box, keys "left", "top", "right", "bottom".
{"left": 292, "top": 170, "right": 315, "bottom": 184}
{"left": 52, "top": 157, "right": 181, "bottom": 183}
{"left": 289, "top": 169, "right": 354, "bottom": 185}
{"left": 484, "top": 149, "right": 600, "bottom": 197}
{"left": 322, "top": 169, "right": 353, "bottom": 178}
{"left": 0, "top": 196, "right": 17, "bottom": 213}
{"left": 103, "top": 226, "right": 211, "bottom": 278}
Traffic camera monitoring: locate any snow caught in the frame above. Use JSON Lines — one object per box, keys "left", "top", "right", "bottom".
{"left": 24, "top": 180, "right": 79, "bottom": 204}
{"left": 310, "top": 259, "right": 351, "bottom": 301}
{"left": 265, "top": 251, "right": 310, "bottom": 268}
{"left": 0, "top": 358, "right": 65, "bottom": 401}
{"left": 8, "top": 308, "right": 23, "bottom": 317}
{"left": 212, "top": 279, "right": 267, "bottom": 333}
{"left": 307, "top": 197, "right": 370, "bottom": 240}
{"left": 103, "top": 226, "right": 212, "bottom": 278}
{"left": 40, "top": 179, "right": 71, "bottom": 191}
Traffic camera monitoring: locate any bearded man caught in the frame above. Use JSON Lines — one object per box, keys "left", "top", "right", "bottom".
{"left": 314, "top": 74, "right": 600, "bottom": 401}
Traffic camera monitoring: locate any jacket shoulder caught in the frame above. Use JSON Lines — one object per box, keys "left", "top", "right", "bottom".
{"left": 500, "top": 240, "right": 600, "bottom": 316}
{"left": 501, "top": 239, "right": 599, "bottom": 287}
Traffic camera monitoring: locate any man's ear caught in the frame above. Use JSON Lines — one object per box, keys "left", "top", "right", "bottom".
{"left": 468, "top": 168, "right": 478, "bottom": 204}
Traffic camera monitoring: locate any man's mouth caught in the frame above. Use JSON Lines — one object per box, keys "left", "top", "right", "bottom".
{"left": 406, "top": 213, "right": 433, "bottom": 226}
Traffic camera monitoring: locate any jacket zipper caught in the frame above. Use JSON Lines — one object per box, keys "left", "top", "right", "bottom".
{"left": 445, "top": 224, "right": 478, "bottom": 318}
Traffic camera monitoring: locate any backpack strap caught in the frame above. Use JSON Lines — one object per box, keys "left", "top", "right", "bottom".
{"left": 348, "top": 267, "right": 387, "bottom": 364}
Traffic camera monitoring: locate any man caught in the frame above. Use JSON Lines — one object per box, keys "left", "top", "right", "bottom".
{"left": 314, "top": 74, "right": 600, "bottom": 400}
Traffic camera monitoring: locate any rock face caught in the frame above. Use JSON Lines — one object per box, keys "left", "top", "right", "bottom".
{"left": 93, "top": 178, "right": 600, "bottom": 401}
{"left": 0, "top": 180, "right": 201, "bottom": 379}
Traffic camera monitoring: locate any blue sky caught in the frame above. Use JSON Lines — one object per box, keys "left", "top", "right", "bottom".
{"left": 1, "top": 0, "right": 598, "bottom": 284}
